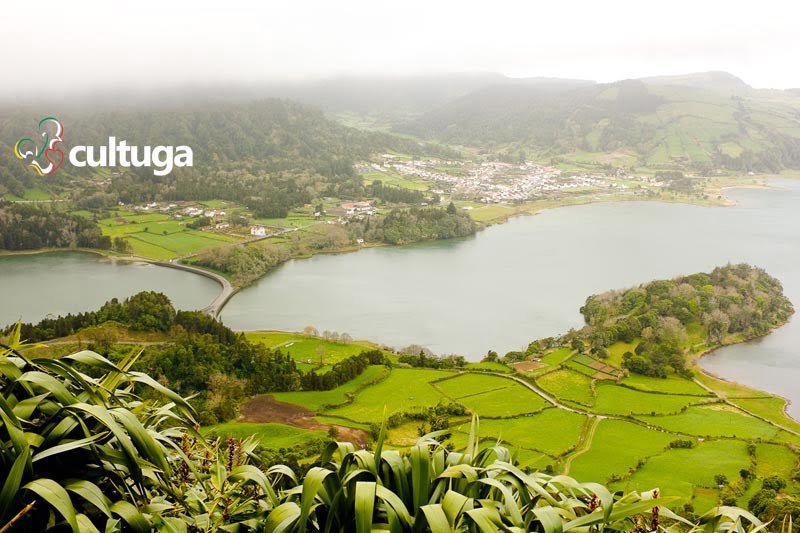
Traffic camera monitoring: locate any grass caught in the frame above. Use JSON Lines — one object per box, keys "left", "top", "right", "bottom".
{"left": 455, "top": 384, "right": 549, "bottom": 418}
{"left": 464, "top": 361, "right": 512, "bottom": 373}
{"left": 272, "top": 365, "right": 390, "bottom": 411}
{"left": 326, "top": 368, "right": 453, "bottom": 422}
{"left": 456, "top": 408, "right": 587, "bottom": 457}
{"left": 468, "top": 205, "right": 515, "bottom": 223}
{"left": 731, "top": 397, "right": 800, "bottom": 434}
{"left": 202, "top": 422, "right": 326, "bottom": 449}
{"left": 536, "top": 369, "right": 595, "bottom": 406}
{"left": 638, "top": 404, "right": 784, "bottom": 440}
{"left": 540, "top": 347, "right": 574, "bottom": 366}
{"left": 435, "top": 374, "right": 515, "bottom": 398}
{"left": 436, "top": 374, "right": 549, "bottom": 417}
{"left": 360, "top": 170, "right": 429, "bottom": 191}
{"left": 591, "top": 382, "right": 707, "bottom": 415}
{"left": 245, "top": 330, "right": 384, "bottom": 366}
{"left": 6, "top": 187, "right": 54, "bottom": 201}
{"left": 615, "top": 440, "right": 751, "bottom": 506}
{"left": 568, "top": 419, "right": 675, "bottom": 484}
{"left": 693, "top": 370, "right": 769, "bottom": 399}
{"left": 754, "top": 443, "right": 798, "bottom": 479}
{"left": 605, "top": 341, "right": 638, "bottom": 367}
{"left": 98, "top": 212, "right": 243, "bottom": 259}
{"left": 620, "top": 373, "right": 711, "bottom": 396}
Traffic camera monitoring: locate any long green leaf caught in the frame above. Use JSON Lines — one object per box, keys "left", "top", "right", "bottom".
{"left": 23, "top": 478, "right": 79, "bottom": 532}
{"left": 355, "top": 481, "right": 377, "bottom": 533}
{"left": 0, "top": 448, "right": 30, "bottom": 520}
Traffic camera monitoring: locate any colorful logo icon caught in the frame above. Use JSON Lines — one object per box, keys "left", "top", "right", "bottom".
{"left": 14, "top": 116, "right": 65, "bottom": 176}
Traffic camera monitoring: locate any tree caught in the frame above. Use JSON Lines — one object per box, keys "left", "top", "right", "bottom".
{"left": 446, "top": 201, "right": 457, "bottom": 215}
{"left": 704, "top": 309, "right": 731, "bottom": 343}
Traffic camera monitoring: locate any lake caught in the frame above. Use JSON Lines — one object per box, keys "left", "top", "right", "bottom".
{"left": 3, "top": 183, "right": 799, "bottom": 418}
{"left": 222, "top": 181, "right": 800, "bottom": 417}
{"left": 0, "top": 252, "right": 220, "bottom": 326}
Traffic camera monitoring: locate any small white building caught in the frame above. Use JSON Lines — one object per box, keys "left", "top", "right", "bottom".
{"left": 250, "top": 225, "right": 267, "bottom": 237}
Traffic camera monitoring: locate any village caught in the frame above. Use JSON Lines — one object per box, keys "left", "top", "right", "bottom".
{"left": 359, "top": 156, "right": 667, "bottom": 204}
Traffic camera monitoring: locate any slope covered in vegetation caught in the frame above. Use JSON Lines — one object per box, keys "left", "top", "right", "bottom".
{"left": 0, "top": 328, "right": 776, "bottom": 531}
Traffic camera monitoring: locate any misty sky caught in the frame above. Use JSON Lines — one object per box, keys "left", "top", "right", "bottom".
{"left": 3, "top": 0, "right": 799, "bottom": 98}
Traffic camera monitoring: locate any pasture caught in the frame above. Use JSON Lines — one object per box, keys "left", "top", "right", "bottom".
{"left": 568, "top": 419, "right": 675, "bottom": 484}
{"left": 244, "top": 330, "right": 384, "bottom": 365}
{"left": 203, "top": 422, "right": 326, "bottom": 449}
{"left": 326, "top": 368, "right": 453, "bottom": 422}
{"left": 536, "top": 369, "right": 595, "bottom": 406}
{"left": 273, "top": 365, "right": 390, "bottom": 411}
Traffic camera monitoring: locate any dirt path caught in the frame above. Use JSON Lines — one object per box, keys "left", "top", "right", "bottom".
{"left": 562, "top": 416, "right": 600, "bottom": 476}
{"left": 239, "top": 394, "right": 370, "bottom": 448}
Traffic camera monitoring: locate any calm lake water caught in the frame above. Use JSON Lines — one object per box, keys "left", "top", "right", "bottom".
{"left": 2, "top": 182, "right": 799, "bottom": 417}
{"left": 0, "top": 252, "right": 219, "bottom": 326}
{"left": 222, "top": 181, "right": 800, "bottom": 417}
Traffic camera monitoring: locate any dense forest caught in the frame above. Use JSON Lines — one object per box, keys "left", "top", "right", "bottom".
{"left": 0, "top": 100, "right": 457, "bottom": 211}
{"left": 0, "top": 203, "right": 111, "bottom": 250}
{"left": 578, "top": 263, "right": 794, "bottom": 377}
{"left": 348, "top": 204, "right": 477, "bottom": 245}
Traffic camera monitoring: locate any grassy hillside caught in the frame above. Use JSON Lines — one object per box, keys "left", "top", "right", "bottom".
{"left": 400, "top": 72, "right": 800, "bottom": 172}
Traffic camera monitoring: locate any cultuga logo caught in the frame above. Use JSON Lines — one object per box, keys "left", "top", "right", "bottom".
{"left": 14, "top": 116, "right": 193, "bottom": 177}
{"left": 14, "top": 116, "right": 65, "bottom": 176}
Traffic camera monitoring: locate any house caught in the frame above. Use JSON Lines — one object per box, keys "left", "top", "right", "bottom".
{"left": 250, "top": 225, "right": 267, "bottom": 237}
{"left": 215, "top": 222, "right": 230, "bottom": 230}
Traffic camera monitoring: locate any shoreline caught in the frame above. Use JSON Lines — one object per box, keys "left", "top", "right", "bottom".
{"left": 691, "top": 324, "right": 799, "bottom": 425}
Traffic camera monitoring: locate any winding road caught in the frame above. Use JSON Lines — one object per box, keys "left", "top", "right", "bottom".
{"left": 154, "top": 261, "right": 235, "bottom": 318}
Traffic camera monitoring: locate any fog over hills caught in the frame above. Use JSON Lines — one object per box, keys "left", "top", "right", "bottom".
{"left": 4, "top": 71, "right": 800, "bottom": 174}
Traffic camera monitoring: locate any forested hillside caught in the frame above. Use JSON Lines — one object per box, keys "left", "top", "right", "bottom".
{"left": 0, "top": 99, "right": 456, "bottom": 208}
{"left": 576, "top": 263, "right": 794, "bottom": 377}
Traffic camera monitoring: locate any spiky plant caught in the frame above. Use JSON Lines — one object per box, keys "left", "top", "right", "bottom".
{"left": 0, "top": 324, "right": 274, "bottom": 532}
{"left": 0, "top": 325, "right": 785, "bottom": 532}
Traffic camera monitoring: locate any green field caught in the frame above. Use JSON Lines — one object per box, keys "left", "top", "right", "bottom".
{"left": 536, "top": 369, "right": 595, "bottom": 406}
{"left": 569, "top": 419, "right": 675, "bottom": 484}
{"left": 464, "top": 361, "right": 512, "bottom": 373}
{"left": 639, "top": 404, "right": 785, "bottom": 440}
{"left": 615, "top": 440, "right": 751, "bottom": 505}
{"left": 245, "top": 330, "right": 384, "bottom": 366}
{"left": 540, "top": 347, "right": 574, "bottom": 366}
{"left": 360, "top": 170, "right": 429, "bottom": 191}
{"left": 591, "top": 382, "right": 707, "bottom": 415}
{"left": 226, "top": 337, "right": 800, "bottom": 513}
{"left": 436, "top": 374, "right": 548, "bottom": 417}
{"left": 6, "top": 187, "right": 55, "bottom": 201}
{"left": 98, "top": 212, "right": 243, "bottom": 259}
{"left": 456, "top": 408, "right": 587, "bottom": 458}
{"left": 272, "top": 365, "right": 389, "bottom": 411}
{"left": 620, "top": 373, "right": 710, "bottom": 396}
{"left": 327, "top": 368, "right": 453, "bottom": 422}
{"left": 203, "top": 422, "right": 326, "bottom": 449}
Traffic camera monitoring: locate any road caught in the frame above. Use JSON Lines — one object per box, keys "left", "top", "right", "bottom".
{"left": 154, "top": 261, "right": 235, "bottom": 318}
